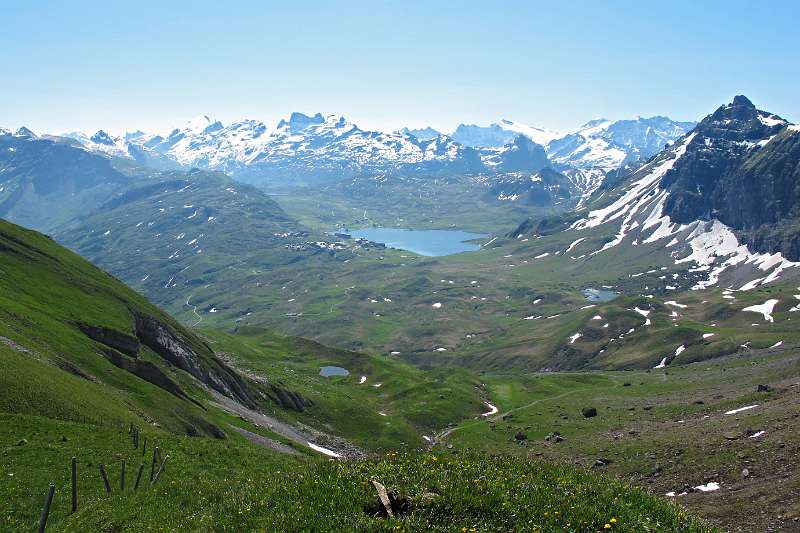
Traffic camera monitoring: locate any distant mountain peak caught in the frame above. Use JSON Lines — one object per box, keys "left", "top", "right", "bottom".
{"left": 579, "top": 118, "right": 610, "bottom": 129}
{"left": 14, "top": 127, "right": 37, "bottom": 138}
{"left": 400, "top": 126, "right": 441, "bottom": 141}
{"left": 278, "top": 112, "right": 326, "bottom": 130}
{"left": 90, "top": 130, "right": 116, "bottom": 145}
{"left": 731, "top": 95, "right": 755, "bottom": 108}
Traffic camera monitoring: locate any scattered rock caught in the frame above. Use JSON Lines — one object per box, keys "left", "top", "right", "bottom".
{"left": 582, "top": 407, "right": 598, "bottom": 418}
{"left": 742, "top": 468, "right": 750, "bottom": 478}
{"left": 757, "top": 384, "right": 771, "bottom": 392}
{"left": 723, "top": 432, "right": 740, "bottom": 440}
{"left": 366, "top": 480, "right": 411, "bottom": 518}
{"left": 545, "top": 432, "right": 565, "bottom": 443}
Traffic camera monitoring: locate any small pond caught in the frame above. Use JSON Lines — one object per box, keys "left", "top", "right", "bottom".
{"left": 319, "top": 366, "right": 350, "bottom": 377}
{"left": 583, "top": 288, "right": 619, "bottom": 303}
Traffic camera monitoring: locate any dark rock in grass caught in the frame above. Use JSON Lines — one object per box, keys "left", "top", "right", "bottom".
{"left": 545, "top": 432, "right": 564, "bottom": 442}
{"left": 693, "top": 400, "right": 705, "bottom": 404}
{"left": 210, "top": 425, "right": 227, "bottom": 439}
{"left": 514, "top": 431, "right": 527, "bottom": 441}
{"left": 268, "top": 384, "right": 313, "bottom": 412}
{"left": 582, "top": 407, "right": 598, "bottom": 418}
{"left": 757, "top": 384, "right": 771, "bottom": 392}
{"left": 623, "top": 382, "right": 631, "bottom": 387}
{"left": 16, "top": 439, "right": 27, "bottom": 446}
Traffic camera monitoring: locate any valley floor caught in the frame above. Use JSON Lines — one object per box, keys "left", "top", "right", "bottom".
{"left": 438, "top": 347, "right": 800, "bottom": 532}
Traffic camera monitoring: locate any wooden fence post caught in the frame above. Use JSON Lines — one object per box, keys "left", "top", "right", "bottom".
{"left": 70, "top": 457, "right": 77, "bottom": 514}
{"left": 151, "top": 455, "right": 168, "bottom": 485}
{"left": 134, "top": 463, "right": 145, "bottom": 490}
{"left": 37, "top": 485, "right": 55, "bottom": 533}
{"left": 99, "top": 464, "right": 111, "bottom": 494}
{"left": 150, "top": 447, "right": 159, "bottom": 482}
{"left": 142, "top": 436, "right": 147, "bottom": 457}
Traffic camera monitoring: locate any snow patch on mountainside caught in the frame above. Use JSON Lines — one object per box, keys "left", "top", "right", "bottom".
{"left": 568, "top": 130, "right": 799, "bottom": 289}
{"left": 546, "top": 116, "right": 696, "bottom": 170}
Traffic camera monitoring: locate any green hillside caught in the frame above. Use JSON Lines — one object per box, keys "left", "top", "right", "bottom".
{"left": 0, "top": 218, "right": 717, "bottom": 531}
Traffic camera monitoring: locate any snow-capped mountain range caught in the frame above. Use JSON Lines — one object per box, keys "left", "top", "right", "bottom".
{"left": 528, "top": 96, "right": 800, "bottom": 290}
{"left": 51, "top": 111, "right": 694, "bottom": 190}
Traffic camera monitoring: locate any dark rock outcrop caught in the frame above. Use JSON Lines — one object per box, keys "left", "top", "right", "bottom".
{"left": 267, "top": 384, "right": 313, "bottom": 412}
{"left": 132, "top": 311, "right": 260, "bottom": 409}
{"left": 78, "top": 323, "right": 140, "bottom": 357}
{"left": 98, "top": 346, "right": 201, "bottom": 408}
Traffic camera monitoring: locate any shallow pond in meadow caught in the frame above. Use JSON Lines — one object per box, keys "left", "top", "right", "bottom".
{"left": 319, "top": 366, "right": 349, "bottom": 377}
{"left": 583, "top": 288, "right": 619, "bottom": 302}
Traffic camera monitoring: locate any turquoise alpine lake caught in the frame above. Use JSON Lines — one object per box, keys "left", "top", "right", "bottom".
{"left": 342, "top": 228, "right": 488, "bottom": 256}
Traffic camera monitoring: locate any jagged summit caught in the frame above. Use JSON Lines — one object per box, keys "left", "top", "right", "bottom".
{"left": 90, "top": 130, "right": 116, "bottom": 145}
{"left": 278, "top": 112, "right": 326, "bottom": 130}
{"left": 14, "top": 126, "right": 36, "bottom": 138}
{"left": 731, "top": 94, "right": 755, "bottom": 107}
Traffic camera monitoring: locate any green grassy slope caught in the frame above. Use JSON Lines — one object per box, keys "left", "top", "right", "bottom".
{"left": 2, "top": 414, "right": 714, "bottom": 532}
{"left": 0, "top": 218, "right": 716, "bottom": 531}
{"left": 0, "top": 218, "right": 486, "bottom": 450}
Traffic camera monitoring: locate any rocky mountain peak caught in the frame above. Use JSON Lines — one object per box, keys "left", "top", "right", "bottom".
{"left": 90, "top": 130, "right": 116, "bottom": 145}
{"left": 14, "top": 127, "right": 37, "bottom": 138}
{"left": 280, "top": 112, "right": 325, "bottom": 131}
{"left": 731, "top": 94, "right": 755, "bottom": 107}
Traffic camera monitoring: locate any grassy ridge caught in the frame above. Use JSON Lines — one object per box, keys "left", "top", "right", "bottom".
{"left": 2, "top": 414, "right": 714, "bottom": 532}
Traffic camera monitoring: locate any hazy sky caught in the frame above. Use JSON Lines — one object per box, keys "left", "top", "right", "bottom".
{"left": 2, "top": 0, "right": 798, "bottom": 135}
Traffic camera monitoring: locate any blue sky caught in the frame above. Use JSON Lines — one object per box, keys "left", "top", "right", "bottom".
{"left": 1, "top": 0, "right": 797, "bottom": 135}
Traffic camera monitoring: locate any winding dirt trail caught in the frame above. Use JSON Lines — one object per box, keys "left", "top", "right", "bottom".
{"left": 185, "top": 294, "right": 203, "bottom": 327}
{"left": 436, "top": 388, "right": 589, "bottom": 442}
